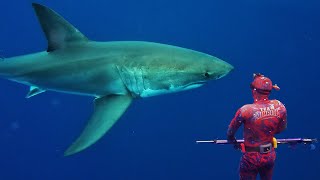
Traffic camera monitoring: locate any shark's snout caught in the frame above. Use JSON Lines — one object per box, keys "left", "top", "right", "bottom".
{"left": 205, "top": 58, "right": 234, "bottom": 80}
{"left": 222, "top": 62, "right": 234, "bottom": 77}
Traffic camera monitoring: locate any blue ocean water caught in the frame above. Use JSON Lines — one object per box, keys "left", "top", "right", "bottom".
{"left": 0, "top": 0, "right": 319, "bottom": 179}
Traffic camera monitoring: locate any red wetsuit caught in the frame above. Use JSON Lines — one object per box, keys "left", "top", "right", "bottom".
{"left": 227, "top": 97, "right": 287, "bottom": 180}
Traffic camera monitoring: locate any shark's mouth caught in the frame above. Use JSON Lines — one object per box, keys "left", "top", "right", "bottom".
{"left": 139, "top": 81, "right": 206, "bottom": 98}
{"left": 183, "top": 81, "right": 206, "bottom": 90}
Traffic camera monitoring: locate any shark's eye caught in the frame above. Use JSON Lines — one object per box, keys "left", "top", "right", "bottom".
{"left": 204, "top": 72, "right": 210, "bottom": 78}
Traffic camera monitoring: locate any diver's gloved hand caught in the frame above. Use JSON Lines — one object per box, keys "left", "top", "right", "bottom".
{"left": 227, "top": 136, "right": 240, "bottom": 150}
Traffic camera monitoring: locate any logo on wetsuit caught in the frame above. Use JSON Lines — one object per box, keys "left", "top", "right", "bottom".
{"left": 254, "top": 104, "right": 280, "bottom": 119}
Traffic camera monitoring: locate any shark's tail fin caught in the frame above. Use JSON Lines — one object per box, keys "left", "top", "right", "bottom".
{"left": 0, "top": 51, "right": 6, "bottom": 62}
{"left": 0, "top": 56, "right": 4, "bottom": 60}
{"left": 0, "top": 60, "right": 13, "bottom": 77}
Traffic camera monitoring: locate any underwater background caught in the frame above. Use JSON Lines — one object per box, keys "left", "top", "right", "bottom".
{"left": 0, "top": 0, "right": 319, "bottom": 179}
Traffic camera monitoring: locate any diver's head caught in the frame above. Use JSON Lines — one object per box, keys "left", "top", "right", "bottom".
{"left": 250, "top": 73, "right": 280, "bottom": 101}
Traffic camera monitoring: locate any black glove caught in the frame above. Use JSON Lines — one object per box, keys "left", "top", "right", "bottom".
{"left": 227, "top": 136, "right": 240, "bottom": 150}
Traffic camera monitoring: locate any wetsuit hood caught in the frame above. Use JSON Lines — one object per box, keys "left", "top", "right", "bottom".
{"left": 250, "top": 73, "right": 280, "bottom": 101}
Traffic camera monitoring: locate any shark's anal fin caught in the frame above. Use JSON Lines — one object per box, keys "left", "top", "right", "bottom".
{"left": 64, "top": 94, "right": 133, "bottom": 156}
{"left": 32, "top": 3, "right": 88, "bottom": 52}
{"left": 26, "top": 86, "right": 46, "bottom": 98}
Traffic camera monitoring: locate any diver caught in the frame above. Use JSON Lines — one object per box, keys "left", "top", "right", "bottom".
{"left": 227, "top": 73, "right": 287, "bottom": 180}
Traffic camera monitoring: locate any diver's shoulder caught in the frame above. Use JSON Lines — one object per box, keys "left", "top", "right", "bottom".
{"left": 270, "top": 99, "right": 285, "bottom": 106}
{"left": 240, "top": 104, "right": 255, "bottom": 111}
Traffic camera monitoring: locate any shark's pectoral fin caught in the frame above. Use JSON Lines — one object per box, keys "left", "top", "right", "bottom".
{"left": 25, "top": 86, "right": 46, "bottom": 98}
{"left": 64, "top": 94, "right": 133, "bottom": 156}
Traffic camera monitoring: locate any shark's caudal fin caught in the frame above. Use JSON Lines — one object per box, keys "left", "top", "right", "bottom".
{"left": 64, "top": 95, "right": 133, "bottom": 156}
{"left": 32, "top": 3, "right": 88, "bottom": 52}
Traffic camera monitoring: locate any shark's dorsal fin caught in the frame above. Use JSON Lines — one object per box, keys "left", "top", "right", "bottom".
{"left": 32, "top": 3, "right": 88, "bottom": 52}
{"left": 26, "top": 86, "right": 46, "bottom": 98}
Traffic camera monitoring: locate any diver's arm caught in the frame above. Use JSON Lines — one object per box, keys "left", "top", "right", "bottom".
{"left": 275, "top": 102, "right": 287, "bottom": 134}
{"left": 227, "top": 109, "right": 243, "bottom": 143}
{"left": 276, "top": 113, "right": 287, "bottom": 134}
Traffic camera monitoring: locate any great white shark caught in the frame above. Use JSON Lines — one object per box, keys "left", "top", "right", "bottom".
{"left": 0, "top": 3, "right": 233, "bottom": 156}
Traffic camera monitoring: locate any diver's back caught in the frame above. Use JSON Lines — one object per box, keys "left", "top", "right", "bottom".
{"left": 242, "top": 100, "right": 286, "bottom": 147}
